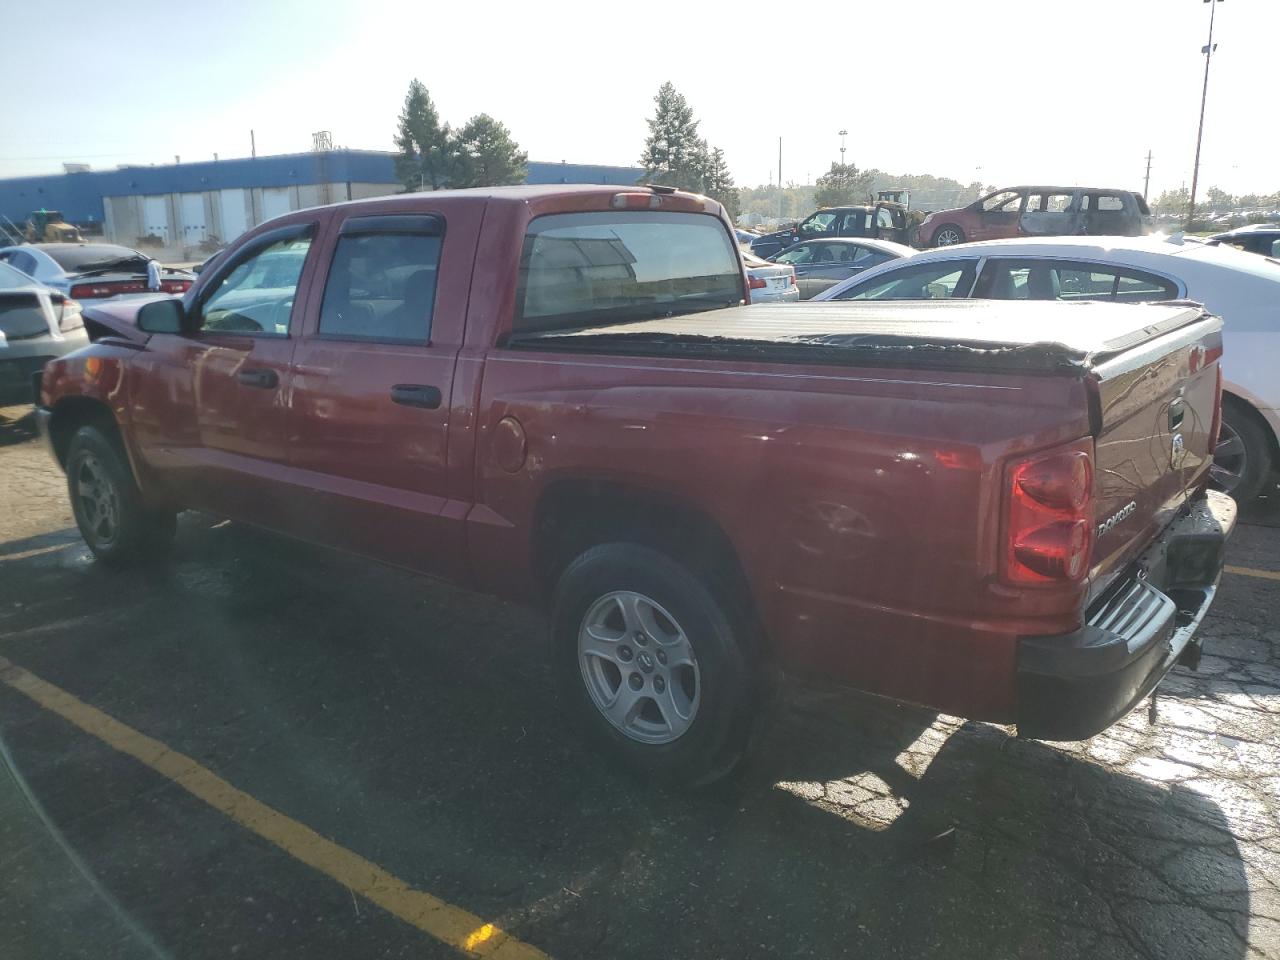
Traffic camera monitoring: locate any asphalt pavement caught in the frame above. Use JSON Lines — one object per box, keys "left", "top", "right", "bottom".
{"left": 1, "top": 404, "right": 1277, "bottom": 960}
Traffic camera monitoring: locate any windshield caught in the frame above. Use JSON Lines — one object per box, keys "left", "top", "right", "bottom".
{"left": 40, "top": 244, "right": 147, "bottom": 272}
{"left": 513, "top": 211, "right": 742, "bottom": 333}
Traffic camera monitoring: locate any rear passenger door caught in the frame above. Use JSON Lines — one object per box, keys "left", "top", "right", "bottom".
{"left": 286, "top": 211, "right": 473, "bottom": 580}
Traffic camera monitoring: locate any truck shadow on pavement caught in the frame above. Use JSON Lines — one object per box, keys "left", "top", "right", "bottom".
{"left": 0, "top": 516, "right": 1257, "bottom": 960}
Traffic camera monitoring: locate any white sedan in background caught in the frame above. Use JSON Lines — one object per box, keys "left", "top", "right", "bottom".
{"left": 743, "top": 252, "right": 799, "bottom": 303}
{"left": 813, "top": 235, "right": 1280, "bottom": 501}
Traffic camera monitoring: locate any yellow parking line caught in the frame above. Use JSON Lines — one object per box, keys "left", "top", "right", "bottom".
{"left": 1225, "top": 564, "right": 1280, "bottom": 582}
{"left": 0, "top": 656, "right": 550, "bottom": 960}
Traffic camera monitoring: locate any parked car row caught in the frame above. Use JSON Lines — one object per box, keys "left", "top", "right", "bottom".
{"left": 812, "top": 235, "right": 1280, "bottom": 501}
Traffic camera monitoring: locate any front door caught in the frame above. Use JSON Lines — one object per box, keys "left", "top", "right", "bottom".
{"left": 972, "top": 189, "right": 1024, "bottom": 241}
{"left": 129, "top": 221, "right": 322, "bottom": 528}
{"left": 286, "top": 209, "right": 473, "bottom": 580}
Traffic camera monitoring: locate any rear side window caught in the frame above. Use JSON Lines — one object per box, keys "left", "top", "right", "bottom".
{"left": 1096, "top": 195, "right": 1125, "bottom": 211}
{"left": 977, "top": 258, "right": 1177, "bottom": 302}
{"left": 0, "top": 295, "right": 49, "bottom": 340}
{"left": 514, "top": 211, "right": 741, "bottom": 334}
{"left": 319, "top": 215, "right": 443, "bottom": 343}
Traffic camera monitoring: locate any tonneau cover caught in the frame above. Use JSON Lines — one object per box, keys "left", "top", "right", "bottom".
{"left": 511, "top": 299, "right": 1214, "bottom": 374}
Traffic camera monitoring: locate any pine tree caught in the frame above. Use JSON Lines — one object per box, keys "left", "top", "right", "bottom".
{"left": 640, "top": 83, "right": 705, "bottom": 191}
{"left": 702, "top": 145, "right": 739, "bottom": 219}
{"left": 451, "top": 114, "right": 528, "bottom": 188}
{"left": 394, "top": 80, "right": 454, "bottom": 192}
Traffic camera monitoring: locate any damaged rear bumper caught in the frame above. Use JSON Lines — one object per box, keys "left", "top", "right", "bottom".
{"left": 1015, "top": 489, "right": 1236, "bottom": 741}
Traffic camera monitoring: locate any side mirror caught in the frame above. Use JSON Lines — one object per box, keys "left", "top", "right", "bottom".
{"left": 137, "top": 297, "right": 186, "bottom": 334}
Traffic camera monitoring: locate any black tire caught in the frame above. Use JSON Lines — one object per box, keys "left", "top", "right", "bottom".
{"left": 1212, "top": 402, "right": 1274, "bottom": 503}
{"left": 66, "top": 425, "right": 176, "bottom": 565}
{"left": 931, "top": 223, "right": 965, "bottom": 247}
{"left": 551, "top": 543, "right": 761, "bottom": 788}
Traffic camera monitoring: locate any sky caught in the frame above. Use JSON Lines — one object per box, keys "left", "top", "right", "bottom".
{"left": 3, "top": 0, "right": 1278, "bottom": 200}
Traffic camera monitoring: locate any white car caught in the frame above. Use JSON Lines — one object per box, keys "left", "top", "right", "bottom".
{"left": 743, "top": 252, "right": 798, "bottom": 303}
{"left": 813, "top": 235, "right": 1280, "bottom": 501}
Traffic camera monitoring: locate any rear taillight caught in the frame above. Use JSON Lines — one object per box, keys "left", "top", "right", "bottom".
{"left": 788, "top": 273, "right": 796, "bottom": 286}
{"left": 58, "top": 298, "right": 83, "bottom": 332}
{"left": 1003, "top": 439, "right": 1095, "bottom": 584}
{"left": 159, "top": 279, "right": 191, "bottom": 294}
{"left": 748, "top": 276, "right": 768, "bottom": 290}
{"left": 69, "top": 280, "right": 148, "bottom": 299}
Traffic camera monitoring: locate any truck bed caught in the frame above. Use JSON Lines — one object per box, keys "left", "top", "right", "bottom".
{"left": 509, "top": 299, "right": 1212, "bottom": 375}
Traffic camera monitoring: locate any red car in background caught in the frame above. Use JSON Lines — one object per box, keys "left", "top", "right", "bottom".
{"left": 917, "top": 186, "right": 1153, "bottom": 247}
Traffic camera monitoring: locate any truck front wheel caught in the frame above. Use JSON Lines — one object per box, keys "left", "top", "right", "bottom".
{"left": 66, "top": 426, "right": 175, "bottom": 565}
{"left": 551, "top": 543, "right": 760, "bottom": 787}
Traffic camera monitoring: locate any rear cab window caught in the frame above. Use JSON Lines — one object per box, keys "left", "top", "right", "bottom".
{"left": 512, "top": 211, "right": 742, "bottom": 336}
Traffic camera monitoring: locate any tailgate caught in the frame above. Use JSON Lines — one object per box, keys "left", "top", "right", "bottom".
{"left": 1086, "top": 312, "right": 1223, "bottom": 600}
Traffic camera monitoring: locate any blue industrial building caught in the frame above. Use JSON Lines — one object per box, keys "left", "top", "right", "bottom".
{"left": 0, "top": 150, "right": 646, "bottom": 248}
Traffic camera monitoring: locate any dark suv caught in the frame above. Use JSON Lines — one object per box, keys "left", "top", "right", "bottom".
{"left": 749, "top": 203, "right": 909, "bottom": 258}
{"left": 917, "top": 186, "right": 1152, "bottom": 247}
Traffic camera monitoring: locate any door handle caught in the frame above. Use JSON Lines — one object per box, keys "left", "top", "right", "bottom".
{"left": 237, "top": 368, "right": 279, "bottom": 389}
{"left": 390, "top": 383, "right": 442, "bottom": 409}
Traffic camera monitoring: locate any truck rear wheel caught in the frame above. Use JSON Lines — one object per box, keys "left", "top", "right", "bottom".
{"left": 551, "top": 543, "right": 760, "bottom": 787}
{"left": 66, "top": 426, "right": 175, "bottom": 565}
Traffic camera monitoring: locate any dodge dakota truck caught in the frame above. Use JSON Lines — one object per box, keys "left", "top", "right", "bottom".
{"left": 35, "top": 184, "right": 1235, "bottom": 786}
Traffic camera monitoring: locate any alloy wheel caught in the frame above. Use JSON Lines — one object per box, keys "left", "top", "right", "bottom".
{"left": 1210, "top": 420, "right": 1247, "bottom": 494}
{"left": 578, "top": 590, "right": 701, "bottom": 744}
{"left": 75, "top": 453, "right": 121, "bottom": 546}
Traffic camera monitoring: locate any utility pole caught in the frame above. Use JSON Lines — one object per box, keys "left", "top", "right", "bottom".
{"left": 777, "top": 137, "right": 783, "bottom": 222}
{"left": 1188, "top": 0, "right": 1222, "bottom": 227}
{"left": 1143, "top": 150, "right": 1153, "bottom": 200}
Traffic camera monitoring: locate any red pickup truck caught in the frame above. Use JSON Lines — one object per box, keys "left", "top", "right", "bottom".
{"left": 35, "top": 185, "right": 1235, "bottom": 786}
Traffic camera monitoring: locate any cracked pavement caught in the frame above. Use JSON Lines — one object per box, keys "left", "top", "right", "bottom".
{"left": 0, "top": 404, "right": 1277, "bottom": 959}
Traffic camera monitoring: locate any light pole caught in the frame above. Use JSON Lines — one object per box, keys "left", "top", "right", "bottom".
{"left": 1187, "top": 0, "right": 1222, "bottom": 228}
{"left": 838, "top": 129, "right": 847, "bottom": 168}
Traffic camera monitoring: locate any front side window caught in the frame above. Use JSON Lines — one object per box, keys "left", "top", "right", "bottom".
{"left": 319, "top": 218, "right": 443, "bottom": 342}
{"left": 775, "top": 244, "right": 818, "bottom": 265}
{"left": 201, "top": 233, "right": 313, "bottom": 335}
{"left": 981, "top": 191, "right": 1021, "bottom": 213}
{"left": 514, "top": 211, "right": 741, "bottom": 334}
{"left": 876, "top": 208, "right": 894, "bottom": 228}
{"left": 835, "top": 260, "right": 976, "bottom": 300}
{"left": 799, "top": 212, "right": 838, "bottom": 236}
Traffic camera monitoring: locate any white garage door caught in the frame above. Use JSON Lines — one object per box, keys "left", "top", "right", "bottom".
{"left": 261, "top": 187, "right": 293, "bottom": 221}
{"left": 180, "top": 193, "right": 207, "bottom": 245}
{"left": 218, "top": 189, "right": 249, "bottom": 244}
{"left": 142, "top": 195, "right": 169, "bottom": 245}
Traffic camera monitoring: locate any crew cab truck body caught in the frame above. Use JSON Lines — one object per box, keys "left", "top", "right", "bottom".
{"left": 35, "top": 185, "right": 1234, "bottom": 785}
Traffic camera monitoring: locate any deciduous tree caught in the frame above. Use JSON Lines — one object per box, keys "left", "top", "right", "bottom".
{"left": 813, "top": 162, "right": 873, "bottom": 208}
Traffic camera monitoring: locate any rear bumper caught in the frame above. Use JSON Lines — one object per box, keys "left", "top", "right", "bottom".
{"left": 1016, "top": 489, "right": 1236, "bottom": 741}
